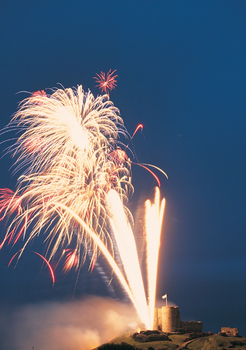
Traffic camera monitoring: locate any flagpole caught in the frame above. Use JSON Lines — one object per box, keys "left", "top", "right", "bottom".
{"left": 162, "top": 294, "right": 168, "bottom": 306}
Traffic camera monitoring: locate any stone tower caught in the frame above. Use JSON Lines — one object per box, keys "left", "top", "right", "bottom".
{"left": 153, "top": 306, "right": 181, "bottom": 332}
{"left": 153, "top": 305, "right": 203, "bottom": 333}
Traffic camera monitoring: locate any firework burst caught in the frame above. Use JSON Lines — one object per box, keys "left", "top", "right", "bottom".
{"left": 94, "top": 69, "right": 118, "bottom": 96}
{"left": 1, "top": 85, "right": 133, "bottom": 265}
{"left": 0, "top": 85, "right": 166, "bottom": 330}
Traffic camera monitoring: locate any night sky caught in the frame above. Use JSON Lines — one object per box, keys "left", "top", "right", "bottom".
{"left": 0, "top": 0, "right": 245, "bottom": 347}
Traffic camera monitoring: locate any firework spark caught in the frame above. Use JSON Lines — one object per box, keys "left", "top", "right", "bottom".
{"left": 1, "top": 85, "right": 132, "bottom": 263}
{"left": 62, "top": 249, "right": 79, "bottom": 273}
{"left": 33, "top": 251, "right": 55, "bottom": 285}
{"left": 0, "top": 188, "right": 22, "bottom": 221}
{"left": 0, "top": 85, "right": 166, "bottom": 329}
{"left": 94, "top": 69, "right": 117, "bottom": 96}
{"left": 7, "top": 249, "right": 55, "bottom": 285}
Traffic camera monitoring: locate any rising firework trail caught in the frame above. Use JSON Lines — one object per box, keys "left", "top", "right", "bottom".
{"left": 145, "top": 188, "right": 166, "bottom": 329}
{"left": 0, "top": 85, "right": 166, "bottom": 329}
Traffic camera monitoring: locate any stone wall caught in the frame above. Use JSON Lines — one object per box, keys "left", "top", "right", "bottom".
{"left": 221, "top": 327, "right": 239, "bottom": 337}
{"left": 182, "top": 321, "right": 203, "bottom": 333}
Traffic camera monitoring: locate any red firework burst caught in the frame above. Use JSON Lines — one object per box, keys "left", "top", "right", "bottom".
{"left": 94, "top": 69, "right": 117, "bottom": 95}
{"left": 31, "top": 90, "right": 47, "bottom": 98}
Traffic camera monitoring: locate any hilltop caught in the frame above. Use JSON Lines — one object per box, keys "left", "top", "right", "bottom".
{"left": 93, "top": 330, "right": 246, "bottom": 350}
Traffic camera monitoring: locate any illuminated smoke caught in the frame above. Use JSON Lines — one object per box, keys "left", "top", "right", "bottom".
{"left": 0, "top": 297, "right": 138, "bottom": 350}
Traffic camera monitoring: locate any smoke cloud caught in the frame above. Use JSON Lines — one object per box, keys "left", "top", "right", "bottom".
{"left": 0, "top": 296, "right": 138, "bottom": 350}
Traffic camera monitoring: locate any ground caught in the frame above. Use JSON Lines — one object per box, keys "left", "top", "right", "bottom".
{"left": 93, "top": 331, "right": 246, "bottom": 350}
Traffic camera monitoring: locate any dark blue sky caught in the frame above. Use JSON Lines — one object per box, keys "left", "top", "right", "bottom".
{"left": 0, "top": 0, "right": 245, "bottom": 342}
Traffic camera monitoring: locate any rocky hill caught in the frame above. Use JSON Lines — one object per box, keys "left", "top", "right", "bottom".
{"left": 93, "top": 330, "right": 246, "bottom": 350}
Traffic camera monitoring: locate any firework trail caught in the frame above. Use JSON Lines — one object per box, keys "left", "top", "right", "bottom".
{"left": 0, "top": 85, "right": 165, "bottom": 329}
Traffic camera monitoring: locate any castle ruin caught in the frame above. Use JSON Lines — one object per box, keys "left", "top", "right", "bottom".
{"left": 153, "top": 306, "right": 202, "bottom": 333}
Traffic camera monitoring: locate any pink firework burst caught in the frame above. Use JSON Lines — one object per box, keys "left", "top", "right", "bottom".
{"left": 94, "top": 69, "right": 117, "bottom": 95}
